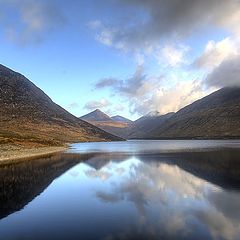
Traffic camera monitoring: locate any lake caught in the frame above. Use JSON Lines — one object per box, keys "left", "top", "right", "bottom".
{"left": 1, "top": 140, "right": 240, "bottom": 240}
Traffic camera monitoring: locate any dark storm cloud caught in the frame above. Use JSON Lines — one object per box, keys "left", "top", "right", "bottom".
{"left": 91, "top": 0, "right": 240, "bottom": 50}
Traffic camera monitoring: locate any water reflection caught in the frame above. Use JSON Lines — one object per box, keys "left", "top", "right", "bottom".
{"left": 93, "top": 157, "right": 240, "bottom": 240}
{"left": 0, "top": 153, "right": 94, "bottom": 220}
{"left": 0, "top": 141, "right": 240, "bottom": 240}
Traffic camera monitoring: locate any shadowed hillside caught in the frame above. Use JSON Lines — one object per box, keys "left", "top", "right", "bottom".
{"left": 127, "top": 112, "right": 174, "bottom": 138}
{"left": 148, "top": 87, "right": 240, "bottom": 139}
{"left": 111, "top": 115, "right": 132, "bottom": 123}
{"left": 0, "top": 64, "right": 122, "bottom": 146}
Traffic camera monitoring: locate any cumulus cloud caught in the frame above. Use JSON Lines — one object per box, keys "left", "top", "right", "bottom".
{"left": 1, "top": 0, "right": 66, "bottom": 45}
{"left": 156, "top": 44, "right": 190, "bottom": 67}
{"left": 193, "top": 37, "right": 240, "bottom": 69}
{"left": 205, "top": 55, "right": 240, "bottom": 88}
{"left": 95, "top": 66, "right": 207, "bottom": 115}
{"left": 84, "top": 98, "right": 111, "bottom": 110}
{"left": 134, "top": 80, "right": 206, "bottom": 115}
{"left": 95, "top": 65, "right": 161, "bottom": 98}
{"left": 90, "top": 0, "right": 240, "bottom": 52}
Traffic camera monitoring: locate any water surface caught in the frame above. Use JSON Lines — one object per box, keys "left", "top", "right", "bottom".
{"left": 0, "top": 140, "right": 240, "bottom": 240}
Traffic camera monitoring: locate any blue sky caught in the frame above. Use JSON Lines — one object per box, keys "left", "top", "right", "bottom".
{"left": 0, "top": 0, "right": 240, "bottom": 120}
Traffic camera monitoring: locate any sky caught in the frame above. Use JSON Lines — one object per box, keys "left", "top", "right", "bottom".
{"left": 0, "top": 0, "right": 240, "bottom": 120}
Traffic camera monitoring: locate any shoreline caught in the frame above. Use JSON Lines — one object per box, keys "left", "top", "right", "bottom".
{"left": 0, "top": 146, "right": 67, "bottom": 166}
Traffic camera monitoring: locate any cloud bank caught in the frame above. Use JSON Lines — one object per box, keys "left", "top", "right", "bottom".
{"left": 90, "top": 0, "right": 240, "bottom": 52}
{"left": 95, "top": 65, "right": 206, "bottom": 115}
{"left": 90, "top": 0, "right": 240, "bottom": 116}
{"left": 206, "top": 55, "right": 240, "bottom": 88}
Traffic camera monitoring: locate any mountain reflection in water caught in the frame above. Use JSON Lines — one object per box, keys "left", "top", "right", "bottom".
{"left": 0, "top": 141, "right": 240, "bottom": 240}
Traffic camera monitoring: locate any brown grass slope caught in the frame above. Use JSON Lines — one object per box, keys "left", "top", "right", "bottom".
{"left": 149, "top": 87, "right": 240, "bottom": 139}
{"left": 0, "top": 64, "right": 122, "bottom": 146}
{"left": 89, "top": 121, "right": 130, "bottom": 138}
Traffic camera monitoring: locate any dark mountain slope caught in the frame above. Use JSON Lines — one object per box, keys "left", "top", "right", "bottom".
{"left": 127, "top": 112, "right": 174, "bottom": 138}
{"left": 149, "top": 87, "right": 240, "bottom": 139}
{"left": 111, "top": 115, "right": 132, "bottom": 123}
{"left": 0, "top": 64, "right": 121, "bottom": 145}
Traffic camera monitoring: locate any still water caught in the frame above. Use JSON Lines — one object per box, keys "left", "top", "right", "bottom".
{"left": 0, "top": 140, "right": 240, "bottom": 240}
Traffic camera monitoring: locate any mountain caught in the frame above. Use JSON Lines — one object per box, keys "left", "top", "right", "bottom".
{"left": 149, "top": 87, "right": 240, "bottom": 139}
{"left": 127, "top": 112, "right": 174, "bottom": 138}
{"left": 80, "top": 110, "right": 131, "bottom": 138}
{"left": 81, "top": 109, "right": 113, "bottom": 122}
{"left": 80, "top": 109, "right": 175, "bottom": 139}
{"left": 111, "top": 115, "right": 132, "bottom": 123}
{"left": 0, "top": 64, "right": 122, "bottom": 146}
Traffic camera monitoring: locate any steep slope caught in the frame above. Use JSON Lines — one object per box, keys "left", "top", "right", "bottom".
{"left": 149, "top": 87, "right": 240, "bottom": 139}
{"left": 111, "top": 115, "right": 132, "bottom": 123}
{"left": 81, "top": 109, "right": 112, "bottom": 122}
{"left": 0, "top": 64, "right": 122, "bottom": 145}
{"left": 127, "top": 112, "right": 174, "bottom": 138}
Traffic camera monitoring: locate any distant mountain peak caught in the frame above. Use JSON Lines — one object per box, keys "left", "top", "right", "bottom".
{"left": 81, "top": 109, "right": 112, "bottom": 122}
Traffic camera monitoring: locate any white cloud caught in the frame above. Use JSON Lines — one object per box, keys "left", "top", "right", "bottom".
{"left": 156, "top": 44, "right": 189, "bottom": 67}
{"left": 128, "top": 79, "right": 209, "bottom": 116}
{"left": 193, "top": 37, "right": 239, "bottom": 69}
{"left": 95, "top": 66, "right": 208, "bottom": 115}
{"left": 88, "top": 19, "right": 129, "bottom": 52}
{"left": 84, "top": 98, "right": 111, "bottom": 110}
